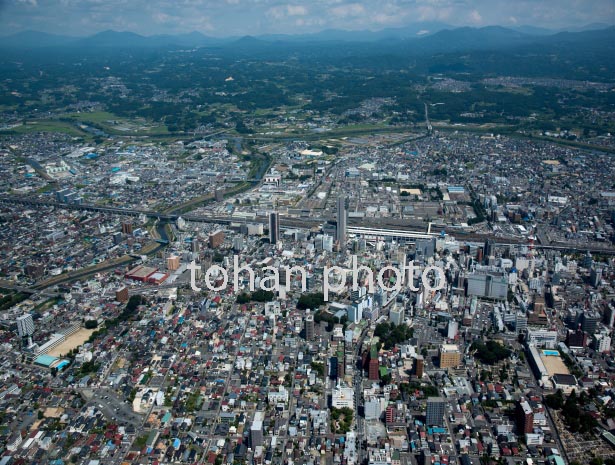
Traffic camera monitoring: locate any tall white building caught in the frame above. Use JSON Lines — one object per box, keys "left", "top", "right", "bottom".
{"left": 594, "top": 331, "right": 612, "bottom": 353}
{"left": 16, "top": 314, "right": 34, "bottom": 337}
{"left": 322, "top": 234, "right": 334, "bottom": 252}
{"left": 332, "top": 384, "right": 355, "bottom": 410}
{"left": 447, "top": 320, "right": 458, "bottom": 340}
{"left": 390, "top": 305, "right": 404, "bottom": 326}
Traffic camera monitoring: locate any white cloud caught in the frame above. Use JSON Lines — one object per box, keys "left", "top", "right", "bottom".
{"left": 416, "top": 5, "right": 453, "bottom": 22}
{"left": 373, "top": 13, "right": 399, "bottom": 24}
{"left": 267, "top": 4, "right": 308, "bottom": 20}
{"left": 468, "top": 9, "right": 482, "bottom": 24}
{"left": 153, "top": 12, "right": 171, "bottom": 23}
{"left": 287, "top": 5, "right": 307, "bottom": 16}
{"left": 329, "top": 3, "right": 365, "bottom": 18}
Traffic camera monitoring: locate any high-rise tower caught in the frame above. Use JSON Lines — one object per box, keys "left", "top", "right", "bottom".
{"left": 336, "top": 196, "right": 347, "bottom": 248}
{"left": 269, "top": 212, "right": 280, "bottom": 245}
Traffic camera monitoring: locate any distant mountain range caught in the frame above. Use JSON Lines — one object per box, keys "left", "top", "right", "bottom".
{"left": 1, "top": 23, "right": 613, "bottom": 53}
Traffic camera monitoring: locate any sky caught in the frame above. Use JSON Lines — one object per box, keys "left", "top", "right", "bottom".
{"left": 0, "top": 0, "right": 613, "bottom": 37}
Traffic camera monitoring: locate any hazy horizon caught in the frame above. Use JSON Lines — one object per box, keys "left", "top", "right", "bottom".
{"left": 0, "top": 0, "right": 613, "bottom": 38}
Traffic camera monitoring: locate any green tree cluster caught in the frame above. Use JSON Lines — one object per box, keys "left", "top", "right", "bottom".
{"left": 297, "top": 292, "right": 325, "bottom": 310}
{"left": 374, "top": 321, "right": 414, "bottom": 350}
{"left": 470, "top": 340, "right": 511, "bottom": 365}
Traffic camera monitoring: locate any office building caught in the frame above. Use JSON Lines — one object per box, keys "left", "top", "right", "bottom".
{"left": 347, "top": 302, "right": 363, "bottom": 323}
{"left": 322, "top": 234, "right": 334, "bottom": 252}
{"left": 604, "top": 305, "right": 615, "bottom": 328}
{"left": 415, "top": 238, "right": 436, "bottom": 258}
{"left": 439, "top": 344, "right": 461, "bottom": 368}
{"left": 590, "top": 266, "right": 603, "bottom": 288}
{"left": 581, "top": 311, "right": 600, "bottom": 335}
{"left": 232, "top": 236, "right": 244, "bottom": 252}
{"left": 269, "top": 212, "right": 280, "bottom": 245}
{"left": 305, "top": 313, "right": 315, "bottom": 341}
{"left": 390, "top": 305, "right": 404, "bottom": 326}
{"left": 167, "top": 255, "right": 180, "bottom": 271}
{"left": 329, "top": 356, "right": 338, "bottom": 381}
{"left": 191, "top": 240, "right": 200, "bottom": 254}
{"left": 337, "top": 196, "right": 347, "bottom": 248}
{"left": 365, "top": 397, "right": 386, "bottom": 421}
{"left": 332, "top": 384, "right": 355, "bottom": 410}
{"left": 16, "top": 314, "right": 34, "bottom": 337}
{"left": 484, "top": 239, "right": 495, "bottom": 262}
{"left": 426, "top": 397, "right": 446, "bottom": 426}
{"left": 466, "top": 272, "right": 508, "bottom": 300}
{"left": 112, "top": 231, "right": 122, "bottom": 245}
{"left": 115, "top": 286, "right": 129, "bottom": 303}
{"left": 350, "top": 287, "right": 365, "bottom": 301}
{"left": 515, "top": 313, "right": 528, "bottom": 333}
{"left": 415, "top": 355, "right": 424, "bottom": 377}
{"left": 447, "top": 320, "right": 458, "bottom": 340}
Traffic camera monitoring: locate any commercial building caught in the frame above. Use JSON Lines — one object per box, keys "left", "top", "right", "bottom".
{"left": 250, "top": 412, "right": 264, "bottom": 448}
{"left": 208, "top": 230, "right": 225, "bottom": 248}
{"left": 466, "top": 272, "right": 508, "bottom": 300}
{"left": 125, "top": 265, "right": 159, "bottom": 282}
{"left": 426, "top": 397, "right": 446, "bottom": 427}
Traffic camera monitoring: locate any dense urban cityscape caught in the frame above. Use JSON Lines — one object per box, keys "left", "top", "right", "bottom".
{"left": 0, "top": 2, "right": 615, "bottom": 465}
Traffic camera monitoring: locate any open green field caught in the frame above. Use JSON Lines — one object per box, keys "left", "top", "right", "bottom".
{"left": 0, "top": 120, "right": 91, "bottom": 138}
{"left": 62, "top": 111, "right": 170, "bottom": 136}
